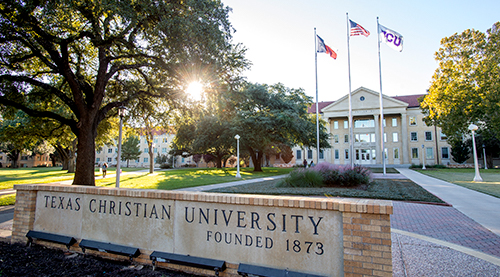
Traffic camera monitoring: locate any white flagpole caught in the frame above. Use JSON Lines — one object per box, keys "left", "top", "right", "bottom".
{"left": 346, "top": 13, "right": 354, "bottom": 167}
{"left": 377, "top": 17, "right": 386, "bottom": 175}
{"left": 314, "top": 28, "right": 320, "bottom": 164}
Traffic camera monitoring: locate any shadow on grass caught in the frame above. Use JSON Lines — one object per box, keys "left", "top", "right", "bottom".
{"left": 96, "top": 167, "right": 293, "bottom": 190}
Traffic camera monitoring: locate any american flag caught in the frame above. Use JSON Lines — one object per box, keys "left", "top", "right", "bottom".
{"left": 350, "top": 20, "right": 370, "bottom": 37}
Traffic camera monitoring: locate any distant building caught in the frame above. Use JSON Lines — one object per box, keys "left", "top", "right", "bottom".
{"left": 95, "top": 130, "right": 195, "bottom": 168}
{"left": 0, "top": 152, "right": 53, "bottom": 168}
{"left": 291, "top": 87, "right": 454, "bottom": 167}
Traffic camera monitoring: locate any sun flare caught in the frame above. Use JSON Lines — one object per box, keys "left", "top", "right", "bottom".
{"left": 186, "top": 81, "right": 204, "bottom": 101}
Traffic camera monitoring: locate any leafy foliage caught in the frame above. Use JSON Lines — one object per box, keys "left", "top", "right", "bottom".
{"left": 278, "top": 163, "right": 372, "bottom": 188}
{"left": 0, "top": 0, "right": 242, "bottom": 185}
{"left": 421, "top": 22, "right": 500, "bottom": 143}
{"left": 121, "top": 135, "right": 141, "bottom": 167}
{"left": 451, "top": 140, "right": 471, "bottom": 164}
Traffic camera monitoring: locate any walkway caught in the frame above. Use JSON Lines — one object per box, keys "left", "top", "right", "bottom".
{"left": 397, "top": 168, "right": 500, "bottom": 237}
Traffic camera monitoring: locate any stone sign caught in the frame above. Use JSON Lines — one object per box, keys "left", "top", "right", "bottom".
{"left": 12, "top": 184, "right": 393, "bottom": 276}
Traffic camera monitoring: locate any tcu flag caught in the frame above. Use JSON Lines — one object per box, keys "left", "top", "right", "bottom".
{"left": 378, "top": 24, "right": 403, "bottom": 52}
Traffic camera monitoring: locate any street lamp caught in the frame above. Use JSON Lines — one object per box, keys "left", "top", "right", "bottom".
{"left": 482, "top": 144, "right": 488, "bottom": 170}
{"left": 235, "top": 134, "right": 241, "bottom": 178}
{"left": 421, "top": 144, "right": 426, "bottom": 170}
{"left": 468, "top": 124, "right": 482, "bottom": 182}
{"left": 116, "top": 106, "right": 126, "bottom": 188}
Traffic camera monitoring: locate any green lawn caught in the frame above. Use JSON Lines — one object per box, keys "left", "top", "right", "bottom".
{"left": 0, "top": 167, "right": 148, "bottom": 190}
{"left": 415, "top": 168, "right": 500, "bottom": 198}
{"left": 96, "top": 167, "right": 294, "bottom": 190}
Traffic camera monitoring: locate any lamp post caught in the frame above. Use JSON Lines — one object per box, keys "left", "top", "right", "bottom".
{"left": 235, "top": 134, "right": 241, "bottom": 178}
{"left": 421, "top": 144, "right": 426, "bottom": 170}
{"left": 482, "top": 144, "right": 488, "bottom": 170}
{"left": 116, "top": 106, "right": 126, "bottom": 188}
{"left": 468, "top": 124, "right": 482, "bottom": 182}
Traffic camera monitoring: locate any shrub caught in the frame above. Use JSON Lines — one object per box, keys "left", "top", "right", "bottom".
{"left": 159, "top": 163, "right": 172, "bottom": 169}
{"left": 281, "top": 162, "right": 372, "bottom": 187}
{"left": 277, "top": 168, "right": 323, "bottom": 188}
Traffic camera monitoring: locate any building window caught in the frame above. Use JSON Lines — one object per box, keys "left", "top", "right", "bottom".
{"left": 344, "top": 121, "right": 348, "bottom": 129}
{"left": 355, "top": 133, "right": 376, "bottom": 143}
{"left": 162, "top": 148, "right": 167, "bottom": 153}
{"left": 409, "top": 116, "right": 417, "bottom": 126}
{"left": 382, "top": 119, "right": 386, "bottom": 127}
{"left": 296, "top": 150, "right": 302, "bottom": 160}
{"left": 384, "top": 133, "right": 387, "bottom": 143}
{"left": 162, "top": 138, "right": 168, "bottom": 143}
{"left": 144, "top": 148, "right": 149, "bottom": 153}
{"left": 344, "top": 134, "right": 349, "bottom": 143}
{"left": 441, "top": 147, "right": 450, "bottom": 159}
{"left": 440, "top": 132, "right": 447, "bottom": 140}
{"left": 335, "top": 149, "right": 340, "bottom": 160}
{"left": 426, "top": 147, "right": 434, "bottom": 159}
{"left": 96, "top": 158, "right": 100, "bottom": 163}
{"left": 107, "top": 157, "right": 112, "bottom": 162}
{"left": 394, "top": 148, "right": 399, "bottom": 159}
{"left": 410, "top": 132, "right": 418, "bottom": 141}
{"left": 108, "top": 148, "right": 113, "bottom": 153}
{"left": 319, "top": 150, "right": 324, "bottom": 160}
{"left": 354, "top": 119, "right": 374, "bottom": 128}
{"left": 136, "top": 159, "right": 140, "bottom": 163}
{"left": 425, "top": 131, "right": 433, "bottom": 141}
{"left": 411, "top": 148, "right": 419, "bottom": 159}
{"left": 153, "top": 138, "right": 159, "bottom": 144}
{"left": 333, "top": 135, "right": 339, "bottom": 144}
{"left": 144, "top": 158, "right": 148, "bottom": 163}
{"left": 345, "top": 149, "right": 349, "bottom": 160}
{"left": 154, "top": 148, "right": 158, "bottom": 153}
{"left": 393, "top": 132, "right": 399, "bottom": 142}
{"left": 392, "top": 118, "right": 398, "bottom": 127}
{"left": 307, "top": 149, "right": 313, "bottom": 159}
{"left": 333, "top": 121, "right": 339, "bottom": 129}
{"left": 97, "top": 149, "right": 101, "bottom": 154}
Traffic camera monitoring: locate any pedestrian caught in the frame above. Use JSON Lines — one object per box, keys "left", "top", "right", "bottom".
{"left": 102, "top": 163, "right": 108, "bottom": 178}
{"left": 310, "top": 160, "right": 314, "bottom": 167}
{"left": 303, "top": 159, "right": 307, "bottom": 168}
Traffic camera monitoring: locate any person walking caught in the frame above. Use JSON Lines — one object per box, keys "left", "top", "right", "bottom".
{"left": 102, "top": 163, "right": 108, "bottom": 178}
{"left": 303, "top": 159, "right": 307, "bottom": 168}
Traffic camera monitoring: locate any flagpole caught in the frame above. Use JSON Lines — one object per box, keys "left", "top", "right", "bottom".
{"left": 377, "top": 17, "right": 386, "bottom": 175}
{"left": 346, "top": 13, "right": 354, "bottom": 167}
{"left": 314, "top": 28, "right": 320, "bottom": 165}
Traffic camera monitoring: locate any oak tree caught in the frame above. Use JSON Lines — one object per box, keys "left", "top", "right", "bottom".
{"left": 0, "top": 0, "right": 239, "bottom": 185}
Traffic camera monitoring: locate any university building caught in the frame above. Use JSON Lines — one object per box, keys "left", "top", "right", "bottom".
{"left": 95, "top": 131, "right": 195, "bottom": 168}
{"left": 293, "top": 87, "right": 453, "bottom": 167}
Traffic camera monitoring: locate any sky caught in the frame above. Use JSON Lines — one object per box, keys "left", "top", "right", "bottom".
{"left": 222, "top": 0, "right": 500, "bottom": 102}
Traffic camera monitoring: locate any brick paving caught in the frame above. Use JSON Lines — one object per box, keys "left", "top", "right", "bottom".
{"left": 392, "top": 201, "right": 500, "bottom": 258}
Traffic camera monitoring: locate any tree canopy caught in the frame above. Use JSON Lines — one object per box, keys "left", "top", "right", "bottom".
{"left": 0, "top": 0, "right": 242, "bottom": 185}
{"left": 421, "top": 22, "right": 500, "bottom": 143}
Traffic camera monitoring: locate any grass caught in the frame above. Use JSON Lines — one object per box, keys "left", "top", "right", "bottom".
{"left": 415, "top": 168, "right": 500, "bottom": 198}
{"left": 96, "top": 167, "right": 294, "bottom": 190}
{"left": 0, "top": 194, "right": 16, "bottom": 206}
{"left": 208, "top": 178, "right": 445, "bottom": 204}
{"left": 0, "top": 167, "right": 148, "bottom": 190}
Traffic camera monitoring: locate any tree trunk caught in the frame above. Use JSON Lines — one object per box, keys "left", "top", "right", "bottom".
{"left": 73, "top": 123, "right": 97, "bottom": 186}
{"left": 249, "top": 148, "right": 263, "bottom": 172}
{"left": 148, "top": 133, "right": 154, "bottom": 174}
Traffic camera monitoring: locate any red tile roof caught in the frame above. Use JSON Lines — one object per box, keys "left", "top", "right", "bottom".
{"left": 308, "top": 94, "right": 426, "bottom": 113}
{"left": 308, "top": 101, "right": 335, "bottom": 113}
{"left": 393, "top": 94, "right": 426, "bottom": 108}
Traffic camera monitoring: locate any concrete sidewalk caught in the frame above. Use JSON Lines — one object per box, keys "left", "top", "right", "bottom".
{"left": 397, "top": 168, "right": 500, "bottom": 237}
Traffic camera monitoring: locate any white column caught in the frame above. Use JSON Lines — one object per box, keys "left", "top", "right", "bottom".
{"left": 401, "top": 112, "right": 409, "bottom": 164}
{"left": 374, "top": 114, "right": 381, "bottom": 164}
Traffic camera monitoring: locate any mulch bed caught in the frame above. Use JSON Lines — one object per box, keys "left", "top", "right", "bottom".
{"left": 0, "top": 240, "right": 195, "bottom": 277}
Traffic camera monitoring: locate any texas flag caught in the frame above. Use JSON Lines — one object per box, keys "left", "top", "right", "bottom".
{"left": 317, "top": 35, "right": 337, "bottom": 59}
